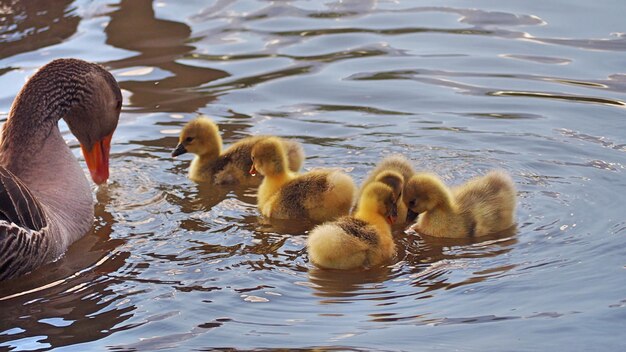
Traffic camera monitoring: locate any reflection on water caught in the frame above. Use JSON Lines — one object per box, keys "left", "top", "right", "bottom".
{"left": 1, "top": 0, "right": 626, "bottom": 350}
{"left": 105, "top": 0, "right": 228, "bottom": 112}
{"left": 0, "top": 187, "right": 132, "bottom": 348}
{"left": 0, "top": 0, "right": 79, "bottom": 60}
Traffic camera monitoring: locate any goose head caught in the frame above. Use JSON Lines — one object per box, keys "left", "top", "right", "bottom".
{"left": 61, "top": 60, "right": 122, "bottom": 184}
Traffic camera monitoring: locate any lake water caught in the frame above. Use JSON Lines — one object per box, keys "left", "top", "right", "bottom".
{"left": 1, "top": 0, "right": 625, "bottom": 350}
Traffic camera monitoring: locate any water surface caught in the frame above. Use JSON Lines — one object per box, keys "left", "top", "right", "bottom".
{"left": 1, "top": 0, "right": 625, "bottom": 350}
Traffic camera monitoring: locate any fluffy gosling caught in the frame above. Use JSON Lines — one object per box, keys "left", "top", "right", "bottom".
{"left": 172, "top": 116, "right": 304, "bottom": 185}
{"left": 357, "top": 155, "right": 416, "bottom": 224}
{"left": 307, "top": 181, "right": 398, "bottom": 270}
{"left": 250, "top": 137, "right": 356, "bottom": 222}
{"left": 404, "top": 170, "right": 516, "bottom": 238}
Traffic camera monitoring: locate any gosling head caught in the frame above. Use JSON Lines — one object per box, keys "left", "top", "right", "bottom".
{"left": 360, "top": 181, "right": 398, "bottom": 225}
{"left": 403, "top": 173, "right": 449, "bottom": 214}
{"left": 172, "top": 116, "right": 221, "bottom": 157}
{"left": 374, "top": 170, "right": 404, "bottom": 205}
{"left": 250, "top": 137, "right": 287, "bottom": 177}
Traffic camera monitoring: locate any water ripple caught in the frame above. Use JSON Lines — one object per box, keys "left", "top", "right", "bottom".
{"left": 1, "top": 0, "right": 625, "bottom": 350}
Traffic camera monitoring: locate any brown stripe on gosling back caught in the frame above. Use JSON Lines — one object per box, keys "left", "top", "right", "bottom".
{"left": 336, "top": 217, "right": 378, "bottom": 244}
{"left": 211, "top": 139, "right": 255, "bottom": 175}
{"left": 279, "top": 172, "right": 328, "bottom": 217}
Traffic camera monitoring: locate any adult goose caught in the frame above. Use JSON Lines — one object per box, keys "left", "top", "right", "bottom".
{"left": 0, "top": 58, "right": 122, "bottom": 281}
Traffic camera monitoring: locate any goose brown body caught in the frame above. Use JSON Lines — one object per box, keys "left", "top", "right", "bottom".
{"left": 0, "top": 59, "right": 121, "bottom": 281}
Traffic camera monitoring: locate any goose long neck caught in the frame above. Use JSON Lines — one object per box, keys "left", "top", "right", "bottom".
{"left": 27, "top": 127, "right": 94, "bottom": 251}
{"left": 0, "top": 62, "right": 97, "bottom": 247}
{"left": 0, "top": 61, "right": 97, "bottom": 171}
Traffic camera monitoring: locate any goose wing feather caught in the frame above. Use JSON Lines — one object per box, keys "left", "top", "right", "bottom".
{"left": 0, "top": 166, "right": 49, "bottom": 280}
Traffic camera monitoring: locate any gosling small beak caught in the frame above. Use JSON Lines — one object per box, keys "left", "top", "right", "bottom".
{"left": 172, "top": 143, "right": 187, "bottom": 157}
{"left": 81, "top": 133, "right": 112, "bottom": 185}
{"left": 249, "top": 164, "right": 257, "bottom": 176}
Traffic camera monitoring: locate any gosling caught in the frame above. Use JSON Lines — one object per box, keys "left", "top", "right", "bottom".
{"left": 357, "top": 155, "right": 415, "bottom": 224}
{"left": 404, "top": 170, "right": 516, "bottom": 238}
{"left": 172, "top": 116, "right": 304, "bottom": 185}
{"left": 250, "top": 137, "right": 356, "bottom": 222}
{"left": 307, "top": 181, "right": 398, "bottom": 270}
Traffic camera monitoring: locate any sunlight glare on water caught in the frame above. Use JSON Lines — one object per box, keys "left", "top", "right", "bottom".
{"left": 1, "top": 0, "right": 625, "bottom": 350}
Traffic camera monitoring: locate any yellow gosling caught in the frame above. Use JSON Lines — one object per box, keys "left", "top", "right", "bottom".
{"left": 250, "top": 137, "right": 356, "bottom": 222}
{"left": 357, "top": 155, "right": 415, "bottom": 223}
{"left": 172, "top": 116, "right": 304, "bottom": 185}
{"left": 307, "top": 182, "right": 398, "bottom": 270}
{"left": 404, "top": 170, "right": 516, "bottom": 238}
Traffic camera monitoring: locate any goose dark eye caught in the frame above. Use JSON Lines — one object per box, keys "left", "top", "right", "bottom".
{"left": 185, "top": 137, "right": 194, "bottom": 143}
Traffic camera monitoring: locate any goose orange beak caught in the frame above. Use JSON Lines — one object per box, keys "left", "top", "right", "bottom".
{"left": 386, "top": 215, "right": 397, "bottom": 225}
{"left": 249, "top": 164, "right": 257, "bottom": 176}
{"left": 81, "top": 133, "right": 112, "bottom": 185}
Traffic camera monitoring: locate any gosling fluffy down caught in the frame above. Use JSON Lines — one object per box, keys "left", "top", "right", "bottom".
{"left": 172, "top": 116, "right": 304, "bottom": 185}
{"left": 357, "top": 155, "right": 415, "bottom": 223}
{"left": 404, "top": 170, "right": 516, "bottom": 238}
{"left": 307, "top": 182, "right": 398, "bottom": 270}
{"left": 251, "top": 137, "right": 356, "bottom": 222}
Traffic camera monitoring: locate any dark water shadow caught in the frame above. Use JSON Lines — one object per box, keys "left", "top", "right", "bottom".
{"left": 349, "top": 69, "right": 626, "bottom": 108}
{"left": 103, "top": 0, "right": 229, "bottom": 113}
{"left": 305, "top": 225, "right": 518, "bottom": 301}
{"left": 0, "top": 0, "right": 79, "bottom": 60}
{"left": 307, "top": 265, "right": 393, "bottom": 301}
{"left": 0, "top": 187, "right": 136, "bottom": 349}
{"left": 401, "top": 226, "right": 519, "bottom": 294}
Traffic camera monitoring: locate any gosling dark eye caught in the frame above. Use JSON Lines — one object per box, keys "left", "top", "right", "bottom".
{"left": 408, "top": 200, "right": 416, "bottom": 207}
{"left": 115, "top": 100, "right": 122, "bottom": 110}
{"left": 185, "top": 137, "right": 194, "bottom": 143}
